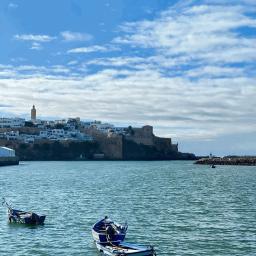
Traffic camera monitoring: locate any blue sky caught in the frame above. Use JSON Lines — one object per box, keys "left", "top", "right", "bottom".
{"left": 0, "top": 0, "right": 256, "bottom": 156}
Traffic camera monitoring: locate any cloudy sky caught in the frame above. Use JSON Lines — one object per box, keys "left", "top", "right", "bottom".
{"left": 0, "top": 0, "right": 256, "bottom": 156}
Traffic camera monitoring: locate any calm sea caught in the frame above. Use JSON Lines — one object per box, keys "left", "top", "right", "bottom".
{"left": 0, "top": 161, "right": 255, "bottom": 255}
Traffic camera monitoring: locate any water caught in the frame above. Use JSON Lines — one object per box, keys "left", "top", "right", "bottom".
{"left": 0, "top": 161, "right": 255, "bottom": 255}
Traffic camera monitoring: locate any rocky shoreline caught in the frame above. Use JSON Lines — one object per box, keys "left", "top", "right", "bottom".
{"left": 195, "top": 157, "right": 256, "bottom": 166}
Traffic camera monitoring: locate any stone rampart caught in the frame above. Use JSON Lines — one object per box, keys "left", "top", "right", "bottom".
{"left": 95, "top": 134, "right": 123, "bottom": 160}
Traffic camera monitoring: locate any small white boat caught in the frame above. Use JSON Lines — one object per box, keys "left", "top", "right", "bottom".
{"left": 95, "top": 241, "right": 156, "bottom": 256}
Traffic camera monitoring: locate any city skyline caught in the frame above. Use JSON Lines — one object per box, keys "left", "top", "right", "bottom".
{"left": 0, "top": 0, "right": 256, "bottom": 156}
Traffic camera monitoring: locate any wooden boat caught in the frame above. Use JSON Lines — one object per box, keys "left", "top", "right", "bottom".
{"left": 92, "top": 216, "right": 128, "bottom": 245}
{"left": 2, "top": 198, "right": 46, "bottom": 225}
{"left": 95, "top": 242, "right": 156, "bottom": 256}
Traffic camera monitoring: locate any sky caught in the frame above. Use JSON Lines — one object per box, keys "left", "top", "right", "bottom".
{"left": 0, "top": 0, "right": 256, "bottom": 156}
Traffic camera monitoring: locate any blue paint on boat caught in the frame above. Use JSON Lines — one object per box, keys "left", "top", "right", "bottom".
{"left": 92, "top": 216, "right": 128, "bottom": 245}
{"left": 92, "top": 217, "right": 156, "bottom": 255}
{"left": 95, "top": 242, "right": 157, "bottom": 256}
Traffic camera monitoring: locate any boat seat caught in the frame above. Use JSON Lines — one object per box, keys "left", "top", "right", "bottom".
{"left": 19, "top": 213, "right": 32, "bottom": 218}
{"left": 17, "top": 212, "right": 27, "bottom": 215}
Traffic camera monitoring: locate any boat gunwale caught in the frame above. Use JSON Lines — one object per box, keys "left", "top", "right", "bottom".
{"left": 95, "top": 242, "right": 156, "bottom": 256}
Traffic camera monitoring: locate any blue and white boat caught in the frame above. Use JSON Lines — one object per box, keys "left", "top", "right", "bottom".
{"left": 2, "top": 198, "right": 46, "bottom": 225}
{"left": 92, "top": 216, "right": 128, "bottom": 245}
{"left": 95, "top": 242, "right": 156, "bottom": 256}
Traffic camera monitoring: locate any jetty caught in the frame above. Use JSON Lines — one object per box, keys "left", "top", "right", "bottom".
{"left": 195, "top": 156, "right": 256, "bottom": 166}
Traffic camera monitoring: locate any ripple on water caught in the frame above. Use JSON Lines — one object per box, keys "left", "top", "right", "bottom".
{"left": 0, "top": 161, "right": 255, "bottom": 255}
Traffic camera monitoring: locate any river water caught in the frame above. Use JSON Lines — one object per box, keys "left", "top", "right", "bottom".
{"left": 0, "top": 161, "right": 255, "bottom": 255}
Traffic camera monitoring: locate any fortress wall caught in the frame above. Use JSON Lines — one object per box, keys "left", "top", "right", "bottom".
{"left": 125, "top": 126, "right": 178, "bottom": 153}
{"left": 97, "top": 135, "right": 123, "bottom": 160}
{"left": 126, "top": 125, "right": 154, "bottom": 146}
{"left": 153, "top": 137, "right": 178, "bottom": 152}
{"left": 126, "top": 136, "right": 154, "bottom": 146}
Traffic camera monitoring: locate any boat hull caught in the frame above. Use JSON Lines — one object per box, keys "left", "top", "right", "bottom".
{"left": 8, "top": 209, "right": 46, "bottom": 225}
{"left": 92, "top": 229, "right": 126, "bottom": 245}
{"left": 95, "top": 242, "right": 156, "bottom": 256}
{"left": 92, "top": 217, "right": 127, "bottom": 245}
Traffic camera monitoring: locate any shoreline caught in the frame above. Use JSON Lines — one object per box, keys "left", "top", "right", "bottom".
{"left": 17, "top": 158, "right": 196, "bottom": 162}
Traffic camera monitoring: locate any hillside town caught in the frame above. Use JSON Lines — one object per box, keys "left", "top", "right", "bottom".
{"left": 0, "top": 106, "right": 195, "bottom": 161}
{"left": 0, "top": 105, "right": 127, "bottom": 143}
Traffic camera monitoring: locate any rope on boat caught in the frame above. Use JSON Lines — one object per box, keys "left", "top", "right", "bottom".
{"left": 2, "top": 198, "right": 12, "bottom": 211}
{"left": 106, "top": 232, "right": 156, "bottom": 256}
{"left": 104, "top": 222, "right": 125, "bottom": 251}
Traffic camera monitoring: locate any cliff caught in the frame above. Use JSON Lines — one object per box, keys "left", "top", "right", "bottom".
{"left": 0, "top": 125, "right": 196, "bottom": 161}
{"left": 2, "top": 140, "right": 99, "bottom": 161}
{"left": 123, "top": 139, "right": 195, "bottom": 160}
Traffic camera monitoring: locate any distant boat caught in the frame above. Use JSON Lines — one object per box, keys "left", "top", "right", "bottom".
{"left": 2, "top": 198, "right": 46, "bottom": 225}
{"left": 92, "top": 216, "right": 128, "bottom": 245}
{"left": 95, "top": 241, "right": 156, "bottom": 256}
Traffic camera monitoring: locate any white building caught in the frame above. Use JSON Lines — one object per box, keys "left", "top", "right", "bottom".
{"left": 54, "top": 119, "right": 66, "bottom": 125}
{"left": 52, "top": 129, "right": 65, "bottom": 137}
{"left": 24, "top": 137, "right": 35, "bottom": 143}
{"left": 92, "top": 123, "right": 114, "bottom": 133}
{"left": 39, "top": 129, "right": 65, "bottom": 139}
{"left": 39, "top": 130, "right": 48, "bottom": 139}
{"left": 0, "top": 147, "right": 15, "bottom": 157}
{"left": 6, "top": 131, "right": 19, "bottom": 140}
{"left": 0, "top": 118, "right": 25, "bottom": 128}
{"left": 80, "top": 121, "right": 91, "bottom": 128}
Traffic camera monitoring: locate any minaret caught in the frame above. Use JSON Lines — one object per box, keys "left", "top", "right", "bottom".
{"left": 31, "top": 105, "right": 36, "bottom": 122}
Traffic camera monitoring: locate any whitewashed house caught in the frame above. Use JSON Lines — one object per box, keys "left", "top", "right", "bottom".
{"left": 0, "top": 118, "right": 25, "bottom": 128}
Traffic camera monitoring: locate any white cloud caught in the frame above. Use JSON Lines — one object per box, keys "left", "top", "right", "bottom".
{"left": 60, "top": 31, "right": 93, "bottom": 42}
{"left": 8, "top": 2, "right": 18, "bottom": 8}
{"left": 10, "top": 57, "right": 26, "bottom": 63}
{"left": 87, "top": 56, "right": 146, "bottom": 67}
{"left": 2, "top": 0, "right": 256, "bottom": 154}
{"left": 67, "top": 45, "right": 119, "bottom": 54}
{"left": 14, "top": 34, "right": 56, "bottom": 42}
{"left": 0, "top": 66, "right": 255, "bottom": 142}
{"left": 0, "top": 64, "right": 72, "bottom": 78}
{"left": 113, "top": 1, "right": 256, "bottom": 65}
{"left": 185, "top": 65, "right": 246, "bottom": 78}
{"left": 30, "top": 42, "right": 42, "bottom": 50}
{"left": 67, "top": 60, "right": 78, "bottom": 66}
{"left": 14, "top": 34, "right": 56, "bottom": 51}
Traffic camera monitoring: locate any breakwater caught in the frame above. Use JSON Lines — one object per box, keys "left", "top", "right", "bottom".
{"left": 0, "top": 157, "right": 19, "bottom": 166}
{"left": 195, "top": 157, "right": 256, "bottom": 166}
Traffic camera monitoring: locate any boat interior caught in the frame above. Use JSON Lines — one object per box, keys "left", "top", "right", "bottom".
{"left": 94, "top": 218, "right": 127, "bottom": 234}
